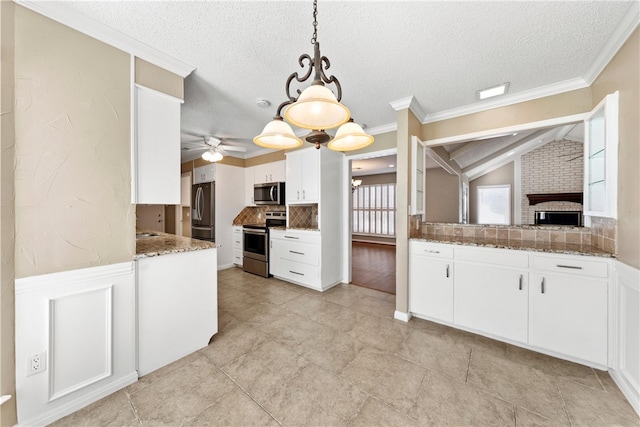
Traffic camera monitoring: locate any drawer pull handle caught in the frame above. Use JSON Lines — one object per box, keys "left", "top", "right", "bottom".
{"left": 541, "top": 278, "right": 545, "bottom": 294}
{"left": 284, "top": 236, "right": 299, "bottom": 239}
{"left": 519, "top": 275, "right": 523, "bottom": 290}
{"left": 446, "top": 265, "right": 450, "bottom": 278}
{"left": 289, "top": 270, "right": 304, "bottom": 276}
{"left": 556, "top": 264, "right": 583, "bottom": 270}
{"left": 424, "top": 249, "right": 440, "bottom": 254}
{"left": 290, "top": 250, "right": 304, "bottom": 255}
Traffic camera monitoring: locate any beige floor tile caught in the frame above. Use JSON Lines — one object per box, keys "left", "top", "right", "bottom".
{"left": 505, "top": 344, "right": 603, "bottom": 390}
{"left": 217, "top": 308, "right": 237, "bottom": 330}
{"left": 279, "top": 293, "right": 327, "bottom": 319}
{"left": 348, "top": 313, "right": 409, "bottom": 352}
{"left": 263, "top": 364, "right": 368, "bottom": 426}
{"left": 407, "top": 316, "right": 456, "bottom": 336}
{"left": 515, "top": 406, "right": 570, "bottom": 427}
{"left": 559, "top": 378, "right": 639, "bottom": 426}
{"left": 395, "top": 327, "right": 471, "bottom": 383}
{"left": 232, "top": 302, "right": 286, "bottom": 326}
{"left": 309, "top": 300, "right": 366, "bottom": 333}
{"left": 261, "top": 312, "right": 328, "bottom": 347}
{"left": 446, "top": 327, "right": 509, "bottom": 357}
{"left": 249, "top": 282, "right": 302, "bottom": 305}
{"left": 130, "top": 355, "right": 236, "bottom": 426}
{"left": 295, "top": 326, "right": 365, "bottom": 375}
{"left": 411, "top": 370, "right": 515, "bottom": 426}
{"left": 49, "top": 390, "right": 137, "bottom": 427}
{"left": 324, "top": 287, "right": 396, "bottom": 318}
{"left": 467, "top": 349, "right": 569, "bottom": 422}
{"left": 595, "top": 368, "right": 629, "bottom": 400}
{"left": 185, "top": 387, "right": 278, "bottom": 426}
{"left": 126, "top": 350, "right": 205, "bottom": 395}
{"left": 201, "top": 320, "right": 269, "bottom": 366}
{"left": 348, "top": 397, "right": 419, "bottom": 427}
{"left": 341, "top": 349, "right": 426, "bottom": 412}
{"left": 221, "top": 340, "right": 310, "bottom": 404}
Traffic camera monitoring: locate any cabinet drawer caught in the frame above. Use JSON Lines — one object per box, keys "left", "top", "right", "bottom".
{"left": 410, "top": 241, "right": 453, "bottom": 259}
{"left": 456, "top": 246, "right": 528, "bottom": 268}
{"left": 280, "top": 240, "right": 319, "bottom": 266}
{"left": 233, "top": 249, "right": 243, "bottom": 266}
{"left": 273, "top": 230, "right": 321, "bottom": 245}
{"left": 278, "top": 259, "right": 319, "bottom": 287}
{"left": 533, "top": 255, "right": 609, "bottom": 278}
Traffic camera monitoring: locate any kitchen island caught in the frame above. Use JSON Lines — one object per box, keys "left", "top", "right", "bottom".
{"left": 135, "top": 231, "right": 217, "bottom": 376}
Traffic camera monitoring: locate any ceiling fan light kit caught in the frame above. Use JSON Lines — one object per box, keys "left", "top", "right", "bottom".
{"left": 202, "top": 148, "right": 223, "bottom": 162}
{"left": 253, "top": 0, "right": 373, "bottom": 152}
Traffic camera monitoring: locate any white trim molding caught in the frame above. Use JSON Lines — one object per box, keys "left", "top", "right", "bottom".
{"left": 15, "top": 0, "right": 195, "bottom": 77}
{"left": 394, "top": 310, "right": 412, "bottom": 322}
{"left": 610, "top": 260, "right": 640, "bottom": 416}
{"left": 389, "top": 96, "right": 426, "bottom": 121}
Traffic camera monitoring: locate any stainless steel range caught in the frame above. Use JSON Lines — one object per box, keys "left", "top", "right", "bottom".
{"left": 242, "top": 212, "right": 286, "bottom": 277}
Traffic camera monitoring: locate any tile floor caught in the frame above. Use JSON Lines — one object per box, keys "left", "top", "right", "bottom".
{"left": 53, "top": 267, "right": 638, "bottom": 426}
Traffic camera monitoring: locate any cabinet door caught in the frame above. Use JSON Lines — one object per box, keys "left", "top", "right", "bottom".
{"left": 244, "top": 167, "right": 255, "bottom": 205}
{"left": 410, "top": 136, "right": 425, "bottom": 216}
{"left": 134, "top": 86, "right": 181, "bottom": 204}
{"left": 455, "top": 263, "right": 528, "bottom": 343}
{"left": 409, "top": 253, "right": 453, "bottom": 323}
{"left": 270, "top": 160, "right": 286, "bottom": 183}
{"left": 286, "top": 152, "right": 303, "bottom": 203}
{"left": 300, "top": 149, "right": 319, "bottom": 202}
{"left": 269, "top": 236, "right": 283, "bottom": 277}
{"left": 583, "top": 91, "right": 618, "bottom": 218}
{"left": 530, "top": 273, "right": 607, "bottom": 365}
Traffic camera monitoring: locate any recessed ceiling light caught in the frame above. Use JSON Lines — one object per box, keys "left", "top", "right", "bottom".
{"left": 507, "top": 151, "right": 515, "bottom": 156}
{"left": 389, "top": 164, "right": 395, "bottom": 168}
{"left": 476, "top": 83, "right": 510, "bottom": 101}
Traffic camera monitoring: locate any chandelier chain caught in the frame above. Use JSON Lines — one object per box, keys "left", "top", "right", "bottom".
{"left": 311, "top": 0, "right": 318, "bottom": 44}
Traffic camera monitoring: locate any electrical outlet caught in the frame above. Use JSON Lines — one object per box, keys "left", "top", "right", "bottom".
{"left": 27, "top": 352, "right": 46, "bottom": 377}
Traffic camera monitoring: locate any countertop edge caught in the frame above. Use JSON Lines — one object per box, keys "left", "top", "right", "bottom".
{"left": 410, "top": 236, "right": 616, "bottom": 258}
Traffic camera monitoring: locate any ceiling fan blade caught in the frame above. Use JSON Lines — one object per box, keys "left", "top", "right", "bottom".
{"left": 181, "top": 146, "right": 208, "bottom": 152}
{"left": 220, "top": 145, "right": 246, "bottom": 152}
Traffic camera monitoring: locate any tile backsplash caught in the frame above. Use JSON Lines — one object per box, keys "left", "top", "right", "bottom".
{"left": 232, "top": 205, "right": 285, "bottom": 225}
{"left": 288, "top": 204, "right": 318, "bottom": 229}
{"left": 589, "top": 216, "right": 617, "bottom": 253}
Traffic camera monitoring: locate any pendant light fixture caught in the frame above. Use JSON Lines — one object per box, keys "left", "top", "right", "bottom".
{"left": 202, "top": 148, "right": 223, "bottom": 162}
{"left": 254, "top": 0, "right": 373, "bottom": 151}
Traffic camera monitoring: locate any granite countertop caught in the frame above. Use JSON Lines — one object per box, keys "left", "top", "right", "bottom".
{"left": 135, "top": 230, "right": 215, "bottom": 259}
{"left": 411, "top": 234, "right": 615, "bottom": 258}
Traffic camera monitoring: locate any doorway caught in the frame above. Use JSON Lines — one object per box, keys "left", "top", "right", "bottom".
{"left": 348, "top": 151, "right": 397, "bottom": 294}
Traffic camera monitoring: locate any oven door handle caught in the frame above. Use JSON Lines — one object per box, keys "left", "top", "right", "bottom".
{"left": 243, "top": 229, "right": 267, "bottom": 235}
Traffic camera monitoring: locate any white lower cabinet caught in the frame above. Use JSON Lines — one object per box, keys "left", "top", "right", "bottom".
{"left": 232, "top": 226, "right": 243, "bottom": 266}
{"left": 409, "top": 241, "right": 454, "bottom": 323}
{"left": 455, "top": 262, "right": 528, "bottom": 344}
{"left": 408, "top": 241, "right": 611, "bottom": 367}
{"left": 270, "top": 229, "right": 323, "bottom": 290}
{"left": 529, "top": 255, "right": 609, "bottom": 365}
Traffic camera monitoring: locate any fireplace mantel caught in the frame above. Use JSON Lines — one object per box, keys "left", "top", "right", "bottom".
{"left": 526, "top": 192, "right": 583, "bottom": 205}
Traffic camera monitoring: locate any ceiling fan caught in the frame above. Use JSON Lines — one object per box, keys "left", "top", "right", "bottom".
{"left": 181, "top": 135, "right": 247, "bottom": 162}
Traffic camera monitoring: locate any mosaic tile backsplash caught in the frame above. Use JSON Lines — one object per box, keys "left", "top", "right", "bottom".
{"left": 232, "top": 205, "right": 285, "bottom": 225}
{"left": 590, "top": 216, "right": 617, "bottom": 254}
{"left": 288, "top": 204, "right": 318, "bottom": 229}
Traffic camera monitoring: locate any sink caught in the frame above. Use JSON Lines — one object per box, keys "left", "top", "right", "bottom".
{"left": 136, "top": 232, "right": 159, "bottom": 238}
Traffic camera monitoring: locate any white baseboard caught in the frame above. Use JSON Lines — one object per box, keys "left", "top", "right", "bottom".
{"left": 19, "top": 371, "right": 138, "bottom": 427}
{"left": 394, "top": 311, "right": 411, "bottom": 322}
{"left": 217, "top": 263, "right": 235, "bottom": 271}
{"left": 610, "top": 368, "right": 640, "bottom": 416}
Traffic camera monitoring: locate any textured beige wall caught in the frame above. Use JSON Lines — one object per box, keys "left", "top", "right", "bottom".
{"left": 357, "top": 172, "right": 397, "bottom": 186}
{"left": 135, "top": 57, "right": 183, "bottom": 100}
{"left": 426, "top": 168, "right": 460, "bottom": 223}
{"left": 591, "top": 29, "right": 639, "bottom": 269}
{"left": 422, "top": 88, "right": 592, "bottom": 141}
{"left": 0, "top": 1, "right": 17, "bottom": 424}
{"left": 469, "top": 162, "right": 515, "bottom": 224}
{"left": 14, "top": 6, "right": 135, "bottom": 278}
{"left": 245, "top": 151, "right": 285, "bottom": 167}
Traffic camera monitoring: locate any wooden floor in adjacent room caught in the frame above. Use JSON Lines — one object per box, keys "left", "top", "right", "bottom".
{"left": 351, "top": 241, "right": 396, "bottom": 294}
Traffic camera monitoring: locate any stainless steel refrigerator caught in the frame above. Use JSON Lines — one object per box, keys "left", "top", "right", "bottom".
{"left": 192, "top": 182, "right": 215, "bottom": 241}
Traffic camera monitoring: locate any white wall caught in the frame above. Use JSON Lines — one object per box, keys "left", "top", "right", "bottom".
{"left": 215, "top": 164, "right": 245, "bottom": 269}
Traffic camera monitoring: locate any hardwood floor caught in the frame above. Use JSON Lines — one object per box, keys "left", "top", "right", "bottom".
{"left": 351, "top": 241, "right": 396, "bottom": 294}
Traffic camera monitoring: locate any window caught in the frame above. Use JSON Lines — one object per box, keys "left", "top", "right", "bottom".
{"left": 477, "top": 185, "right": 511, "bottom": 225}
{"left": 352, "top": 183, "right": 396, "bottom": 236}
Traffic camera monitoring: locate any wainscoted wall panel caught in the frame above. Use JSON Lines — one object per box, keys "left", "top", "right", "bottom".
{"left": 611, "top": 260, "right": 640, "bottom": 416}
{"left": 49, "top": 285, "right": 112, "bottom": 401}
{"left": 15, "top": 262, "right": 136, "bottom": 426}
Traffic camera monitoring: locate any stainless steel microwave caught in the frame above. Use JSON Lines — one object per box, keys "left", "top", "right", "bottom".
{"left": 253, "top": 182, "right": 285, "bottom": 205}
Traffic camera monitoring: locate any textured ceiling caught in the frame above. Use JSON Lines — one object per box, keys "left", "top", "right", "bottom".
{"left": 57, "top": 1, "right": 633, "bottom": 160}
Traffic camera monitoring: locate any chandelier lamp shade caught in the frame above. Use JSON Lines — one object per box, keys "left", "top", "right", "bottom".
{"left": 253, "top": 0, "right": 373, "bottom": 152}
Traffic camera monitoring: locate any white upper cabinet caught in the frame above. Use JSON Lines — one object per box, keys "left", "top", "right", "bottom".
{"left": 193, "top": 164, "right": 216, "bottom": 184}
{"left": 253, "top": 160, "right": 285, "bottom": 184}
{"left": 133, "top": 85, "right": 182, "bottom": 204}
{"left": 286, "top": 148, "right": 320, "bottom": 204}
{"left": 410, "top": 136, "right": 426, "bottom": 216}
{"left": 583, "top": 91, "right": 618, "bottom": 219}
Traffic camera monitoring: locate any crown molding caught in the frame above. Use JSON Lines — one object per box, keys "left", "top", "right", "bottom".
{"left": 583, "top": 1, "right": 639, "bottom": 85}
{"left": 366, "top": 122, "right": 397, "bottom": 135}
{"left": 15, "top": 0, "right": 195, "bottom": 78}
{"left": 422, "top": 77, "right": 589, "bottom": 124}
{"left": 389, "top": 96, "right": 426, "bottom": 120}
